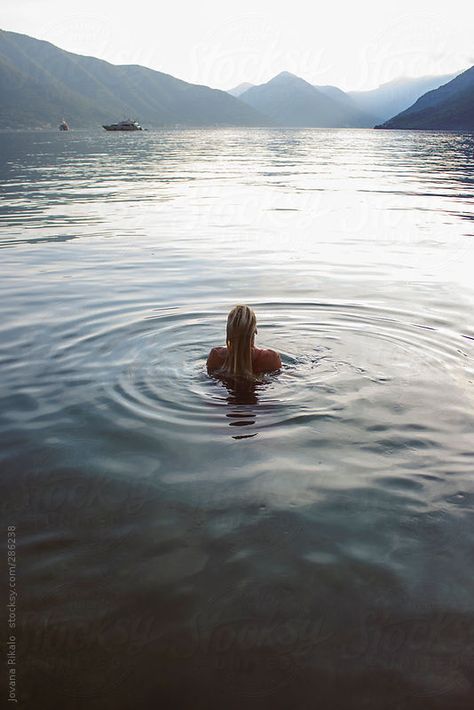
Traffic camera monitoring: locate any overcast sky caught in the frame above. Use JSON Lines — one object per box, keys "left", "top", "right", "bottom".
{"left": 3, "top": 0, "right": 473, "bottom": 90}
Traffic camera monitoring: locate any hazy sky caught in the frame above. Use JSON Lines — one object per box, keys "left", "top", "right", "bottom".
{"left": 3, "top": 0, "right": 473, "bottom": 90}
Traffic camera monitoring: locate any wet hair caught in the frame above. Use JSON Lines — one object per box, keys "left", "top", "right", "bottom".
{"left": 221, "top": 304, "right": 257, "bottom": 379}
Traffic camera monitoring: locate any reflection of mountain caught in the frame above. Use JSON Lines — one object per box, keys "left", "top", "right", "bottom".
{"left": 375, "top": 66, "right": 474, "bottom": 130}
{"left": 239, "top": 72, "right": 375, "bottom": 127}
{"left": 0, "top": 29, "right": 267, "bottom": 129}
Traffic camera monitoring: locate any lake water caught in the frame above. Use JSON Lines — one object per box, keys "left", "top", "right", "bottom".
{"left": 1, "top": 129, "right": 474, "bottom": 709}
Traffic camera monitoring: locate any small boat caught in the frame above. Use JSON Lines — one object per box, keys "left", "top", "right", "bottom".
{"left": 59, "top": 120, "right": 69, "bottom": 131}
{"left": 102, "top": 119, "right": 143, "bottom": 132}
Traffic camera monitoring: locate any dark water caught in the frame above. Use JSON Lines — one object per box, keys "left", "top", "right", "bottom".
{"left": 1, "top": 129, "right": 474, "bottom": 709}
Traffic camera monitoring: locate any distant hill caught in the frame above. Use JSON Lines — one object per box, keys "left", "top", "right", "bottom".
{"left": 3, "top": 29, "right": 466, "bottom": 132}
{"left": 228, "top": 82, "right": 255, "bottom": 97}
{"left": 239, "top": 72, "right": 374, "bottom": 128}
{"left": 315, "top": 85, "right": 377, "bottom": 126}
{"left": 348, "top": 74, "right": 459, "bottom": 124}
{"left": 0, "top": 29, "right": 267, "bottom": 128}
{"left": 376, "top": 66, "right": 474, "bottom": 130}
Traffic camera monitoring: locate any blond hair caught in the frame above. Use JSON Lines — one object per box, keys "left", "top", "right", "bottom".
{"left": 221, "top": 305, "right": 257, "bottom": 379}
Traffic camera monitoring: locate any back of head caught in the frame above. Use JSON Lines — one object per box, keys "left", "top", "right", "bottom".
{"left": 223, "top": 304, "right": 257, "bottom": 379}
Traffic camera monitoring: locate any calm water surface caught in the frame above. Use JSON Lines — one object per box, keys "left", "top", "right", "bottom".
{"left": 1, "top": 129, "right": 474, "bottom": 708}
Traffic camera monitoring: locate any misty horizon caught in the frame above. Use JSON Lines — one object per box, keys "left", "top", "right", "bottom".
{"left": 2, "top": 0, "right": 474, "bottom": 91}
{"left": 0, "top": 26, "right": 470, "bottom": 98}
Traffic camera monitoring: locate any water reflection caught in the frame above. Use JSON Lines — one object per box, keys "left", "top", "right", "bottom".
{"left": 1, "top": 129, "right": 474, "bottom": 249}
{"left": 211, "top": 374, "right": 267, "bottom": 438}
{"left": 1, "top": 129, "right": 474, "bottom": 707}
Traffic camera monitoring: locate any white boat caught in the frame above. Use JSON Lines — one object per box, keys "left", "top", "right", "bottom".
{"left": 59, "top": 120, "right": 69, "bottom": 131}
{"left": 102, "top": 119, "right": 143, "bottom": 132}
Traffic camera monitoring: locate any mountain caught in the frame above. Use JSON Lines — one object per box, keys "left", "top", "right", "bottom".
{"left": 315, "top": 85, "right": 377, "bottom": 126}
{"left": 0, "top": 29, "right": 267, "bottom": 128}
{"left": 228, "top": 82, "right": 254, "bottom": 97}
{"left": 348, "top": 74, "right": 459, "bottom": 124}
{"left": 3, "top": 29, "right": 465, "bottom": 132}
{"left": 376, "top": 66, "right": 474, "bottom": 130}
{"left": 316, "top": 84, "right": 355, "bottom": 103}
{"left": 239, "top": 72, "right": 374, "bottom": 128}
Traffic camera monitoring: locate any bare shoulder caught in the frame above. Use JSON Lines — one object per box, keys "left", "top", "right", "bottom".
{"left": 265, "top": 348, "right": 282, "bottom": 368}
{"left": 209, "top": 346, "right": 227, "bottom": 359}
{"left": 256, "top": 348, "right": 282, "bottom": 372}
{"left": 207, "top": 346, "right": 227, "bottom": 371}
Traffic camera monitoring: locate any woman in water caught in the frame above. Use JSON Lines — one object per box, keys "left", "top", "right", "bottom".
{"left": 207, "top": 305, "right": 281, "bottom": 378}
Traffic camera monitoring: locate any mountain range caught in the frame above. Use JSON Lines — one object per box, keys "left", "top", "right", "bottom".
{"left": 347, "top": 74, "right": 458, "bottom": 124}
{"left": 227, "top": 82, "right": 254, "bottom": 97}
{"left": 0, "top": 29, "right": 266, "bottom": 128}
{"left": 228, "top": 73, "right": 461, "bottom": 125}
{"left": 376, "top": 66, "right": 474, "bottom": 130}
{"left": 238, "top": 72, "right": 376, "bottom": 128}
{"left": 1, "top": 29, "right": 472, "bottom": 131}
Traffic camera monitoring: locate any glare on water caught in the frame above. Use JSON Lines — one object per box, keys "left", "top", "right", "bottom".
{"left": 0, "top": 128, "right": 473, "bottom": 708}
